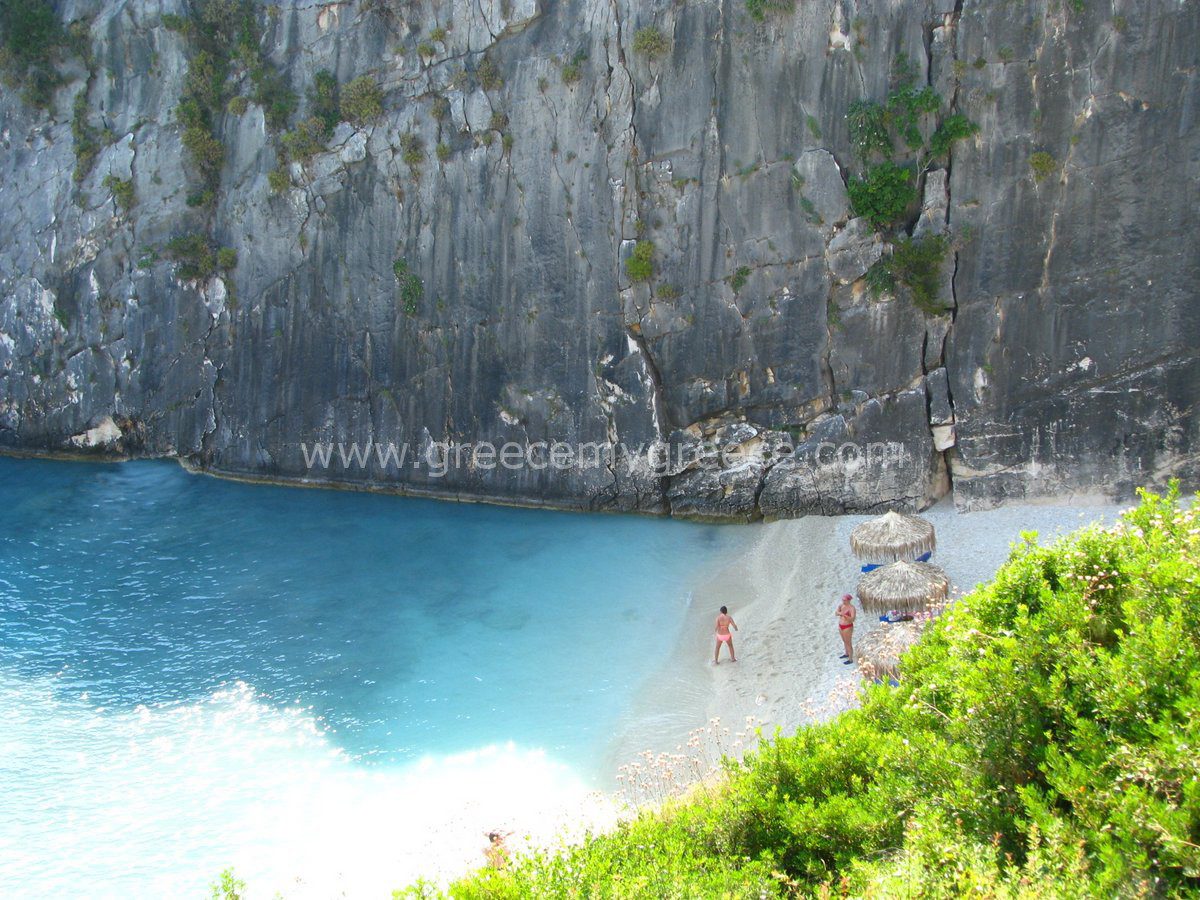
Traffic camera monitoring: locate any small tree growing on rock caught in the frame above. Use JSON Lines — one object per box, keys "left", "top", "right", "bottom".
{"left": 625, "top": 241, "right": 655, "bottom": 281}
{"left": 340, "top": 75, "right": 384, "bottom": 126}
{"left": 632, "top": 26, "right": 669, "bottom": 59}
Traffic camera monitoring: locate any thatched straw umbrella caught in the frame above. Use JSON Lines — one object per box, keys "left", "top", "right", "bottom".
{"left": 855, "top": 560, "right": 949, "bottom": 615}
{"left": 855, "top": 621, "right": 924, "bottom": 682}
{"left": 849, "top": 510, "right": 936, "bottom": 563}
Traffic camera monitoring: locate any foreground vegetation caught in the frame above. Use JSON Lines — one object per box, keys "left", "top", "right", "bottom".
{"left": 403, "top": 486, "right": 1199, "bottom": 897}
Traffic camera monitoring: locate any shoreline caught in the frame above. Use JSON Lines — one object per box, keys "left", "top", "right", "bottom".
{"left": 0, "top": 446, "right": 1136, "bottom": 525}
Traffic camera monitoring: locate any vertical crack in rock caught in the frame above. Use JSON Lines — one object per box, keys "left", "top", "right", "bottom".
{"left": 610, "top": 0, "right": 670, "bottom": 511}
{"left": 932, "top": 0, "right": 967, "bottom": 500}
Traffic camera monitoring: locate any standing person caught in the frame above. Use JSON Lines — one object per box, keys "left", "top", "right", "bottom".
{"left": 714, "top": 605, "right": 738, "bottom": 664}
{"left": 837, "top": 594, "right": 856, "bottom": 664}
{"left": 485, "top": 831, "right": 512, "bottom": 869}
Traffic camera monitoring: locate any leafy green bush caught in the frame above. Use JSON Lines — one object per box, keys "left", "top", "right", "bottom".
{"left": 161, "top": 13, "right": 188, "bottom": 33}
{"left": 164, "top": 235, "right": 238, "bottom": 280}
{"left": 281, "top": 116, "right": 329, "bottom": 164}
{"left": 0, "top": 0, "right": 65, "bottom": 108}
{"left": 399, "top": 133, "right": 424, "bottom": 167}
{"left": 631, "top": 26, "right": 668, "bottom": 59}
{"left": 848, "top": 88, "right": 939, "bottom": 162}
{"left": 561, "top": 50, "right": 586, "bottom": 85}
{"left": 226, "top": 95, "right": 248, "bottom": 116}
{"left": 729, "top": 265, "right": 750, "bottom": 293}
{"left": 249, "top": 65, "right": 296, "bottom": 131}
{"left": 436, "top": 142, "right": 450, "bottom": 162}
{"left": 429, "top": 26, "right": 448, "bottom": 44}
{"left": 476, "top": 56, "right": 502, "bottom": 91}
{"left": 885, "top": 82, "right": 941, "bottom": 150}
{"left": 340, "top": 75, "right": 383, "bottom": 126}
{"left": 267, "top": 167, "right": 290, "bottom": 193}
{"left": 181, "top": 121, "right": 226, "bottom": 183}
{"left": 393, "top": 259, "right": 423, "bottom": 315}
{"left": 165, "top": 234, "right": 217, "bottom": 280}
{"left": 308, "top": 69, "right": 338, "bottom": 134}
{"left": 846, "top": 98, "right": 891, "bottom": 161}
{"left": 102, "top": 174, "right": 135, "bottom": 212}
{"left": 842, "top": 59, "right": 978, "bottom": 241}
{"left": 845, "top": 57, "right": 976, "bottom": 180}
{"left": 209, "top": 867, "right": 245, "bottom": 900}
{"left": 186, "top": 189, "right": 215, "bottom": 208}
{"left": 417, "top": 41, "right": 436, "bottom": 58}
{"left": 416, "top": 485, "right": 1200, "bottom": 897}
{"left": 430, "top": 95, "right": 450, "bottom": 120}
{"left": 745, "top": 0, "right": 794, "bottom": 22}
{"left": 929, "top": 112, "right": 980, "bottom": 158}
{"left": 1030, "top": 150, "right": 1058, "bottom": 182}
{"left": 866, "top": 233, "right": 949, "bottom": 314}
{"left": 847, "top": 161, "right": 916, "bottom": 229}
{"left": 625, "top": 240, "right": 654, "bottom": 281}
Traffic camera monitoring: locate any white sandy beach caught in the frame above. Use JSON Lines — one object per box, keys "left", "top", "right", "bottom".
{"left": 607, "top": 498, "right": 1127, "bottom": 783}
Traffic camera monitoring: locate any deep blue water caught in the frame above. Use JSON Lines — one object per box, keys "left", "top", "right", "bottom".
{"left": 0, "top": 457, "right": 740, "bottom": 895}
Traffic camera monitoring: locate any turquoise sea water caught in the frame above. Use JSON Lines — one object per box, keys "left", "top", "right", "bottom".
{"left": 0, "top": 458, "right": 739, "bottom": 896}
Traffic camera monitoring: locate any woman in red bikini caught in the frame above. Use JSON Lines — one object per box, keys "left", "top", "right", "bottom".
{"left": 836, "top": 593, "right": 856, "bottom": 665}
{"left": 714, "top": 605, "right": 738, "bottom": 664}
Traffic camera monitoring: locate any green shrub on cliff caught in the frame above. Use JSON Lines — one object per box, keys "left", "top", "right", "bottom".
{"left": 929, "top": 112, "right": 980, "bottom": 159}
{"left": 1030, "top": 150, "right": 1058, "bottom": 182}
{"left": 171, "top": 0, "right": 295, "bottom": 200}
{"left": 866, "top": 233, "right": 950, "bottom": 314}
{"left": 847, "top": 161, "right": 917, "bottom": 229}
{"left": 631, "top": 26, "right": 668, "bottom": 59}
{"left": 165, "top": 234, "right": 237, "bottom": 281}
{"left": 625, "top": 241, "right": 655, "bottom": 282}
{"left": 102, "top": 174, "right": 135, "bottom": 213}
{"left": 560, "top": 50, "right": 586, "bottom": 85}
{"left": 845, "top": 55, "right": 977, "bottom": 237}
{"left": 399, "top": 133, "right": 425, "bottom": 168}
{"left": 476, "top": 56, "right": 503, "bottom": 91}
{"left": 393, "top": 259, "right": 423, "bottom": 315}
{"left": 267, "top": 167, "right": 290, "bottom": 193}
{"left": 340, "top": 75, "right": 384, "bottom": 126}
{"left": 249, "top": 65, "right": 296, "bottom": 131}
{"left": 281, "top": 116, "right": 329, "bottom": 164}
{"left": 309, "top": 69, "right": 339, "bottom": 134}
{"left": 414, "top": 485, "right": 1200, "bottom": 897}
{"left": 0, "top": 0, "right": 66, "bottom": 107}
{"left": 745, "top": 0, "right": 794, "bottom": 22}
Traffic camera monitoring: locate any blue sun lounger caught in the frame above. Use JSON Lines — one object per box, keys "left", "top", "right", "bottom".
{"left": 860, "top": 550, "right": 932, "bottom": 573}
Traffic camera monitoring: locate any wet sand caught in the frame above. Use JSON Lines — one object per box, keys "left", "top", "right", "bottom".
{"left": 607, "top": 497, "right": 1126, "bottom": 778}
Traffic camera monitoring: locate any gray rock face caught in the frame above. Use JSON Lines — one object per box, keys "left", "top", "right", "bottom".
{"left": 826, "top": 218, "right": 882, "bottom": 286}
{"left": 0, "top": 0, "right": 1196, "bottom": 519}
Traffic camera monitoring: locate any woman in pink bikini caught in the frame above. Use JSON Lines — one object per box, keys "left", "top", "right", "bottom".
{"left": 714, "top": 605, "right": 738, "bottom": 664}
{"left": 837, "top": 593, "right": 856, "bottom": 664}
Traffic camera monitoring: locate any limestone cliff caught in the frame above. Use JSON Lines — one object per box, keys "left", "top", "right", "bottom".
{"left": 1, "top": 0, "right": 1196, "bottom": 518}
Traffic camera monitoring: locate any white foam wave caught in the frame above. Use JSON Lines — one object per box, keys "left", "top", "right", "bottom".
{"left": 0, "top": 675, "right": 617, "bottom": 898}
